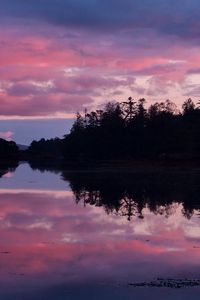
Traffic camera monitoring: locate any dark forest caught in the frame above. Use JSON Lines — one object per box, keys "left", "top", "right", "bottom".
{"left": 28, "top": 98, "right": 200, "bottom": 162}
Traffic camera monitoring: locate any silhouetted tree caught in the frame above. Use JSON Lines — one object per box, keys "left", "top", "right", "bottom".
{"left": 27, "top": 97, "right": 200, "bottom": 161}
{"left": 182, "top": 98, "right": 195, "bottom": 115}
{"left": 0, "top": 139, "right": 19, "bottom": 159}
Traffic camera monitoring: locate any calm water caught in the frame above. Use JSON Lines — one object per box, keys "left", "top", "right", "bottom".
{"left": 0, "top": 163, "right": 200, "bottom": 299}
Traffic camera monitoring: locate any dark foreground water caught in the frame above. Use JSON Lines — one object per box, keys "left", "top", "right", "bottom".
{"left": 0, "top": 162, "right": 200, "bottom": 299}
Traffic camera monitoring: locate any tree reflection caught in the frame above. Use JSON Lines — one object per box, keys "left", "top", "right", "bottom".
{"left": 27, "top": 161, "right": 200, "bottom": 220}
{"left": 62, "top": 171, "right": 200, "bottom": 221}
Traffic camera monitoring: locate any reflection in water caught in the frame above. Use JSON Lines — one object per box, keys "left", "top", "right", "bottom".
{"left": 0, "top": 163, "right": 199, "bottom": 299}
{"left": 63, "top": 172, "right": 200, "bottom": 220}
{"left": 0, "top": 161, "right": 18, "bottom": 178}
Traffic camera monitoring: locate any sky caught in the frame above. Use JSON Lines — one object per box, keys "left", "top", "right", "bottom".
{"left": 1, "top": 0, "right": 200, "bottom": 144}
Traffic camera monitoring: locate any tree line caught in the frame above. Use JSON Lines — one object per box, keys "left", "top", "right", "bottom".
{"left": 0, "top": 138, "right": 19, "bottom": 160}
{"left": 28, "top": 97, "right": 200, "bottom": 161}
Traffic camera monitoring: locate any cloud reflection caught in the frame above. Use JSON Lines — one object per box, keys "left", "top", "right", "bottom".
{"left": 0, "top": 188, "right": 199, "bottom": 290}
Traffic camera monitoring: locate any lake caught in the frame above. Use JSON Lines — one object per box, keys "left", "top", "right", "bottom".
{"left": 0, "top": 162, "right": 200, "bottom": 299}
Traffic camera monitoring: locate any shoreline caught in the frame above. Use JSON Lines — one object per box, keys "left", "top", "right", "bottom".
{"left": 19, "top": 158, "right": 200, "bottom": 174}
{"left": 1, "top": 155, "right": 200, "bottom": 174}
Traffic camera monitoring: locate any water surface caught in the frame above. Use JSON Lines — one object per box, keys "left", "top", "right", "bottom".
{"left": 0, "top": 163, "right": 200, "bottom": 299}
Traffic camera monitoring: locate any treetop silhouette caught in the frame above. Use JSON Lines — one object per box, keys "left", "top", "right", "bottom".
{"left": 28, "top": 97, "right": 200, "bottom": 161}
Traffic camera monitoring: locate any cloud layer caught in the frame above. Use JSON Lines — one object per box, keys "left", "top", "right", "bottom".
{"left": 0, "top": 1, "right": 200, "bottom": 118}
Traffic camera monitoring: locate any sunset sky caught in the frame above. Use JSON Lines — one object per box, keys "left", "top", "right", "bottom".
{"left": 1, "top": 0, "right": 200, "bottom": 144}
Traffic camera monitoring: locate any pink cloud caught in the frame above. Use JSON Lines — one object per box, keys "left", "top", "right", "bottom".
{"left": 2, "top": 172, "right": 13, "bottom": 178}
{"left": 0, "top": 23, "right": 200, "bottom": 118}
{"left": 0, "top": 131, "right": 14, "bottom": 141}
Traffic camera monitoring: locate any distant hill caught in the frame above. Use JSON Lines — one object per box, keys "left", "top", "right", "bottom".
{"left": 17, "top": 144, "right": 28, "bottom": 151}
